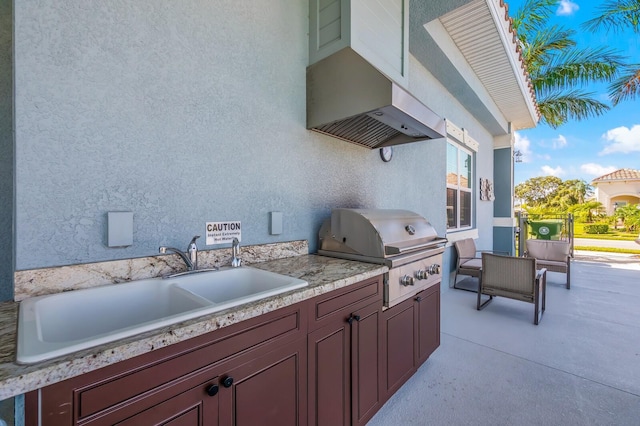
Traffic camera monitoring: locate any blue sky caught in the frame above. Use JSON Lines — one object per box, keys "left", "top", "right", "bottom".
{"left": 505, "top": 0, "right": 639, "bottom": 185}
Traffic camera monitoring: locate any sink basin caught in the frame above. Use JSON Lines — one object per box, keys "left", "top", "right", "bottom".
{"left": 17, "top": 267, "right": 308, "bottom": 364}
{"left": 170, "top": 267, "right": 309, "bottom": 309}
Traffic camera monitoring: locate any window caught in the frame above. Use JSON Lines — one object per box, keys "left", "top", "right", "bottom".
{"left": 446, "top": 142, "right": 473, "bottom": 230}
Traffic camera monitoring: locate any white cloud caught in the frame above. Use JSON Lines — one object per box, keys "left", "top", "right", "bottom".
{"left": 599, "top": 124, "right": 640, "bottom": 154}
{"left": 580, "top": 163, "right": 617, "bottom": 177}
{"left": 541, "top": 165, "right": 565, "bottom": 176}
{"left": 557, "top": 0, "right": 579, "bottom": 16}
{"left": 514, "top": 132, "right": 533, "bottom": 163}
{"left": 552, "top": 134, "right": 567, "bottom": 149}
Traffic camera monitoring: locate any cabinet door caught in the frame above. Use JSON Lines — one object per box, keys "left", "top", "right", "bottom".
{"left": 351, "top": 301, "right": 383, "bottom": 426}
{"left": 416, "top": 286, "right": 440, "bottom": 366}
{"left": 307, "top": 319, "right": 351, "bottom": 426}
{"left": 218, "top": 337, "right": 307, "bottom": 426}
{"left": 115, "top": 380, "right": 219, "bottom": 426}
{"left": 381, "top": 296, "right": 416, "bottom": 398}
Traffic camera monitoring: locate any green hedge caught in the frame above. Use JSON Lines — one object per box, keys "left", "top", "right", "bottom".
{"left": 584, "top": 223, "right": 609, "bottom": 234}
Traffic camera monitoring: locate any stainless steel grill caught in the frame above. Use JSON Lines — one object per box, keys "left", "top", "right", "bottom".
{"left": 318, "top": 209, "right": 447, "bottom": 307}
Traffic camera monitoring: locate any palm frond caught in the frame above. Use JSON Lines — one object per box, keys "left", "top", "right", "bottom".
{"left": 582, "top": 0, "right": 640, "bottom": 33}
{"left": 609, "top": 64, "right": 640, "bottom": 104}
{"left": 521, "top": 25, "right": 576, "bottom": 74}
{"left": 511, "top": 0, "right": 557, "bottom": 38}
{"left": 537, "top": 90, "right": 611, "bottom": 128}
{"left": 532, "top": 47, "right": 624, "bottom": 93}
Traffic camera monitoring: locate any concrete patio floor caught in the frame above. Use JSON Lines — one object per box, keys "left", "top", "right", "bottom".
{"left": 368, "top": 251, "right": 640, "bottom": 426}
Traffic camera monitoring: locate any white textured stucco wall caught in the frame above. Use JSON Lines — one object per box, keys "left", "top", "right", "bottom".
{"left": 408, "top": 55, "right": 495, "bottom": 247}
{"left": 12, "top": 0, "right": 456, "bottom": 275}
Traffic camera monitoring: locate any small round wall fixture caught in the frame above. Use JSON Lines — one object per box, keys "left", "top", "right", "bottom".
{"left": 379, "top": 146, "right": 393, "bottom": 162}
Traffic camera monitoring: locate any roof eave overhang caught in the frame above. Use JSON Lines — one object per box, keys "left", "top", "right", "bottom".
{"left": 410, "top": 0, "right": 539, "bottom": 134}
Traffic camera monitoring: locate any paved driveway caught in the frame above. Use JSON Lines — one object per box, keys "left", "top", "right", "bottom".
{"left": 369, "top": 253, "right": 640, "bottom": 425}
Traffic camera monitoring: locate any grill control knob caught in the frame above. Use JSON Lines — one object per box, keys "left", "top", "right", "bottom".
{"left": 400, "top": 275, "right": 414, "bottom": 286}
{"left": 428, "top": 264, "right": 441, "bottom": 275}
{"left": 414, "top": 270, "right": 429, "bottom": 280}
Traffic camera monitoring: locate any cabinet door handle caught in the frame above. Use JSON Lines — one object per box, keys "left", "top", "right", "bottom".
{"left": 206, "top": 384, "right": 219, "bottom": 396}
{"left": 222, "top": 376, "right": 234, "bottom": 388}
{"left": 347, "top": 314, "right": 361, "bottom": 324}
{"left": 353, "top": 315, "right": 361, "bottom": 321}
{"left": 415, "top": 296, "right": 423, "bottom": 302}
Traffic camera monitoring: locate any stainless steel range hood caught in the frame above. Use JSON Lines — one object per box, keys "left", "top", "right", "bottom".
{"left": 307, "top": 48, "right": 446, "bottom": 149}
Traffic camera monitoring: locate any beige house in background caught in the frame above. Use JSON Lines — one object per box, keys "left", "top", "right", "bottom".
{"left": 592, "top": 169, "right": 640, "bottom": 215}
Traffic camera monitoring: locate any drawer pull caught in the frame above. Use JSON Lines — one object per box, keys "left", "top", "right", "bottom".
{"left": 222, "top": 376, "right": 234, "bottom": 388}
{"left": 206, "top": 384, "right": 219, "bottom": 397}
{"left": 347, "top": 314, "right": 361, "bottom": 324}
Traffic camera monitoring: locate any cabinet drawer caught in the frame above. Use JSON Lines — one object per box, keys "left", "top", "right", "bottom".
{"left": 309, "top": 276, "right": 382, "bottom": 331}
{"left": 77, "top": 309, "right": 302, "bottom": 419}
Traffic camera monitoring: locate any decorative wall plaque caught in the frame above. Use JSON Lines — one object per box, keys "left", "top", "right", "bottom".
{"left": 480, "top": 178, "right": 495, "bottom": 201}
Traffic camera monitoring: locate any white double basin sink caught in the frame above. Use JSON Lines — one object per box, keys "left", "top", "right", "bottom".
{"left": 17, "top": 267, "right": 308, "bottom": 364}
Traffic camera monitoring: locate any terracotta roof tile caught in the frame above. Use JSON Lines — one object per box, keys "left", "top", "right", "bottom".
{"left": 592, "top": 168, "right": 640, "bottom": 183}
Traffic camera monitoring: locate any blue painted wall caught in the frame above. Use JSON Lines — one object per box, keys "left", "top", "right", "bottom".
{"left": 0, "top": 0, "right": 13, "bottom": 302}
{"left": 493, "top": 226, "right": 515, "bottom": 256}
{"left": 493, "top": 147, "right": 515, "bottom": 255}
{"left": 493, "top": 148, "right": 512, "bottom": 218}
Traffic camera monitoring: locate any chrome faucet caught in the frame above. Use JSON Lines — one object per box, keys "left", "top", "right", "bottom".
{"left": 231, "top": 237, "right": 242, "bottom": 268}
{"left": 159, "top": 235, "right": 200, "bottom": 271}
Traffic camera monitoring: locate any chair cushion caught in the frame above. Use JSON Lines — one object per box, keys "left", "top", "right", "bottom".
{"left": 460, "top": 258, "right": 482, "bottom": 269}
{"left": 526, "top": 239, "right": 570, "bottom": 262}
{"left": 455, "top": 238, "right": 477, "bottom": 259}
{"left": 536, "top": 259, "right": 568, "bottom": 269}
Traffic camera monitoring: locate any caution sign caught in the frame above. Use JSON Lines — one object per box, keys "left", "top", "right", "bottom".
{"left": 206, "top": 221, "right": 241, "bottom": 245}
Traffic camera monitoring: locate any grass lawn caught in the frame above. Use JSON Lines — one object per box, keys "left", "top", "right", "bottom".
{"left": 574, "top": 245, "right": 640, "bottom": 255}
{"left": 573, "top": 223, "right": 638, "bottom": 241}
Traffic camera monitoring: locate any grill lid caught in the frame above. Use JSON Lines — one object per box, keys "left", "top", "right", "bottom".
{"left": 318, "top": 209, "right": 446, "bottom": 260}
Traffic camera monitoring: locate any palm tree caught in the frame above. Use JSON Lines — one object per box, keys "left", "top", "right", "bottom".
{"left": 511, "top": 0, "right": 625, "bottom": 127}
{"left": 583, "top": 0, "right": 640, "bottom": 105}
{"left": 614, "top": 203, "right": 640, "bottom": 231}
{"left": 569, "top": 200, "right": 604, "bottom": 223}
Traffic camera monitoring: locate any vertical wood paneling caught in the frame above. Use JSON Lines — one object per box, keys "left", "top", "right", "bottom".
{"left": 318, "top": 0, "right": 342, "bottom": 49}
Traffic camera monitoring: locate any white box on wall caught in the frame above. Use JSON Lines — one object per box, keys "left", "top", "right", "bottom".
{"left": 107, "top": 212, "right": 133, "bottom": 247}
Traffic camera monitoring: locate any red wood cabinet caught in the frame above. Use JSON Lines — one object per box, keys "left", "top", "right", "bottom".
{"left": 307, "top": 276, "right": 383, "bottom": 426}
{"left": 416, "top": 285, "right": 440, "bottom": 366}
{"left": 381, "top": 284, "right": 440, "bottom": 398}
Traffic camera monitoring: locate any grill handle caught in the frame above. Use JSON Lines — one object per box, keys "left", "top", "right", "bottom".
{"left": 385, "top": 238, "right": 447, "bottom": 255}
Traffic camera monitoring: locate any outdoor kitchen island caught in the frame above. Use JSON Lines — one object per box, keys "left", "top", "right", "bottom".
{"left": 0, "top": 253, "right": 442, "bottom": 425}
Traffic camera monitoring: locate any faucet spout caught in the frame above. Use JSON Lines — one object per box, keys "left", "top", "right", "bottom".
{"left": 187, "top": 235, "right": 200, "bottom": 270}
{"left": 159, "top": 235, "right": 200, "bottom": 271}
{"left": 231, "top": 238, "right": 242, "bottom": 268}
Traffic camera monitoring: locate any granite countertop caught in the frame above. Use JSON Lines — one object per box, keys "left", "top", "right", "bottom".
{"left": 0, "top": 255, "right": 387, "bottom": 400}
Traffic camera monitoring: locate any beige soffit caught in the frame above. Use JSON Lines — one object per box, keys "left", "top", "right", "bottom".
{"left": 434, "top": 0, "right": 539, "bottom": 130}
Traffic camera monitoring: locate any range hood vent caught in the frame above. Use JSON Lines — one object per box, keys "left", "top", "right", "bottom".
{"left": 307, "top": 48, "right": 446, "bottom": 149}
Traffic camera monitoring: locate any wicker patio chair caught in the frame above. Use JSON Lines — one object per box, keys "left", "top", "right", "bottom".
{"left": 525, "top": 239, "right": 571, "bottom": 289}
{"left": 453, "top": 238, "right": 506, "bottom": 291}
{"left": 478, "top": 253, "right": 547, "bottom": 325}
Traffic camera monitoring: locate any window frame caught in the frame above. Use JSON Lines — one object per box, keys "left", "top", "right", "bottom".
{"left": 446, "top": 141, "right": 475, "bottom": 232}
